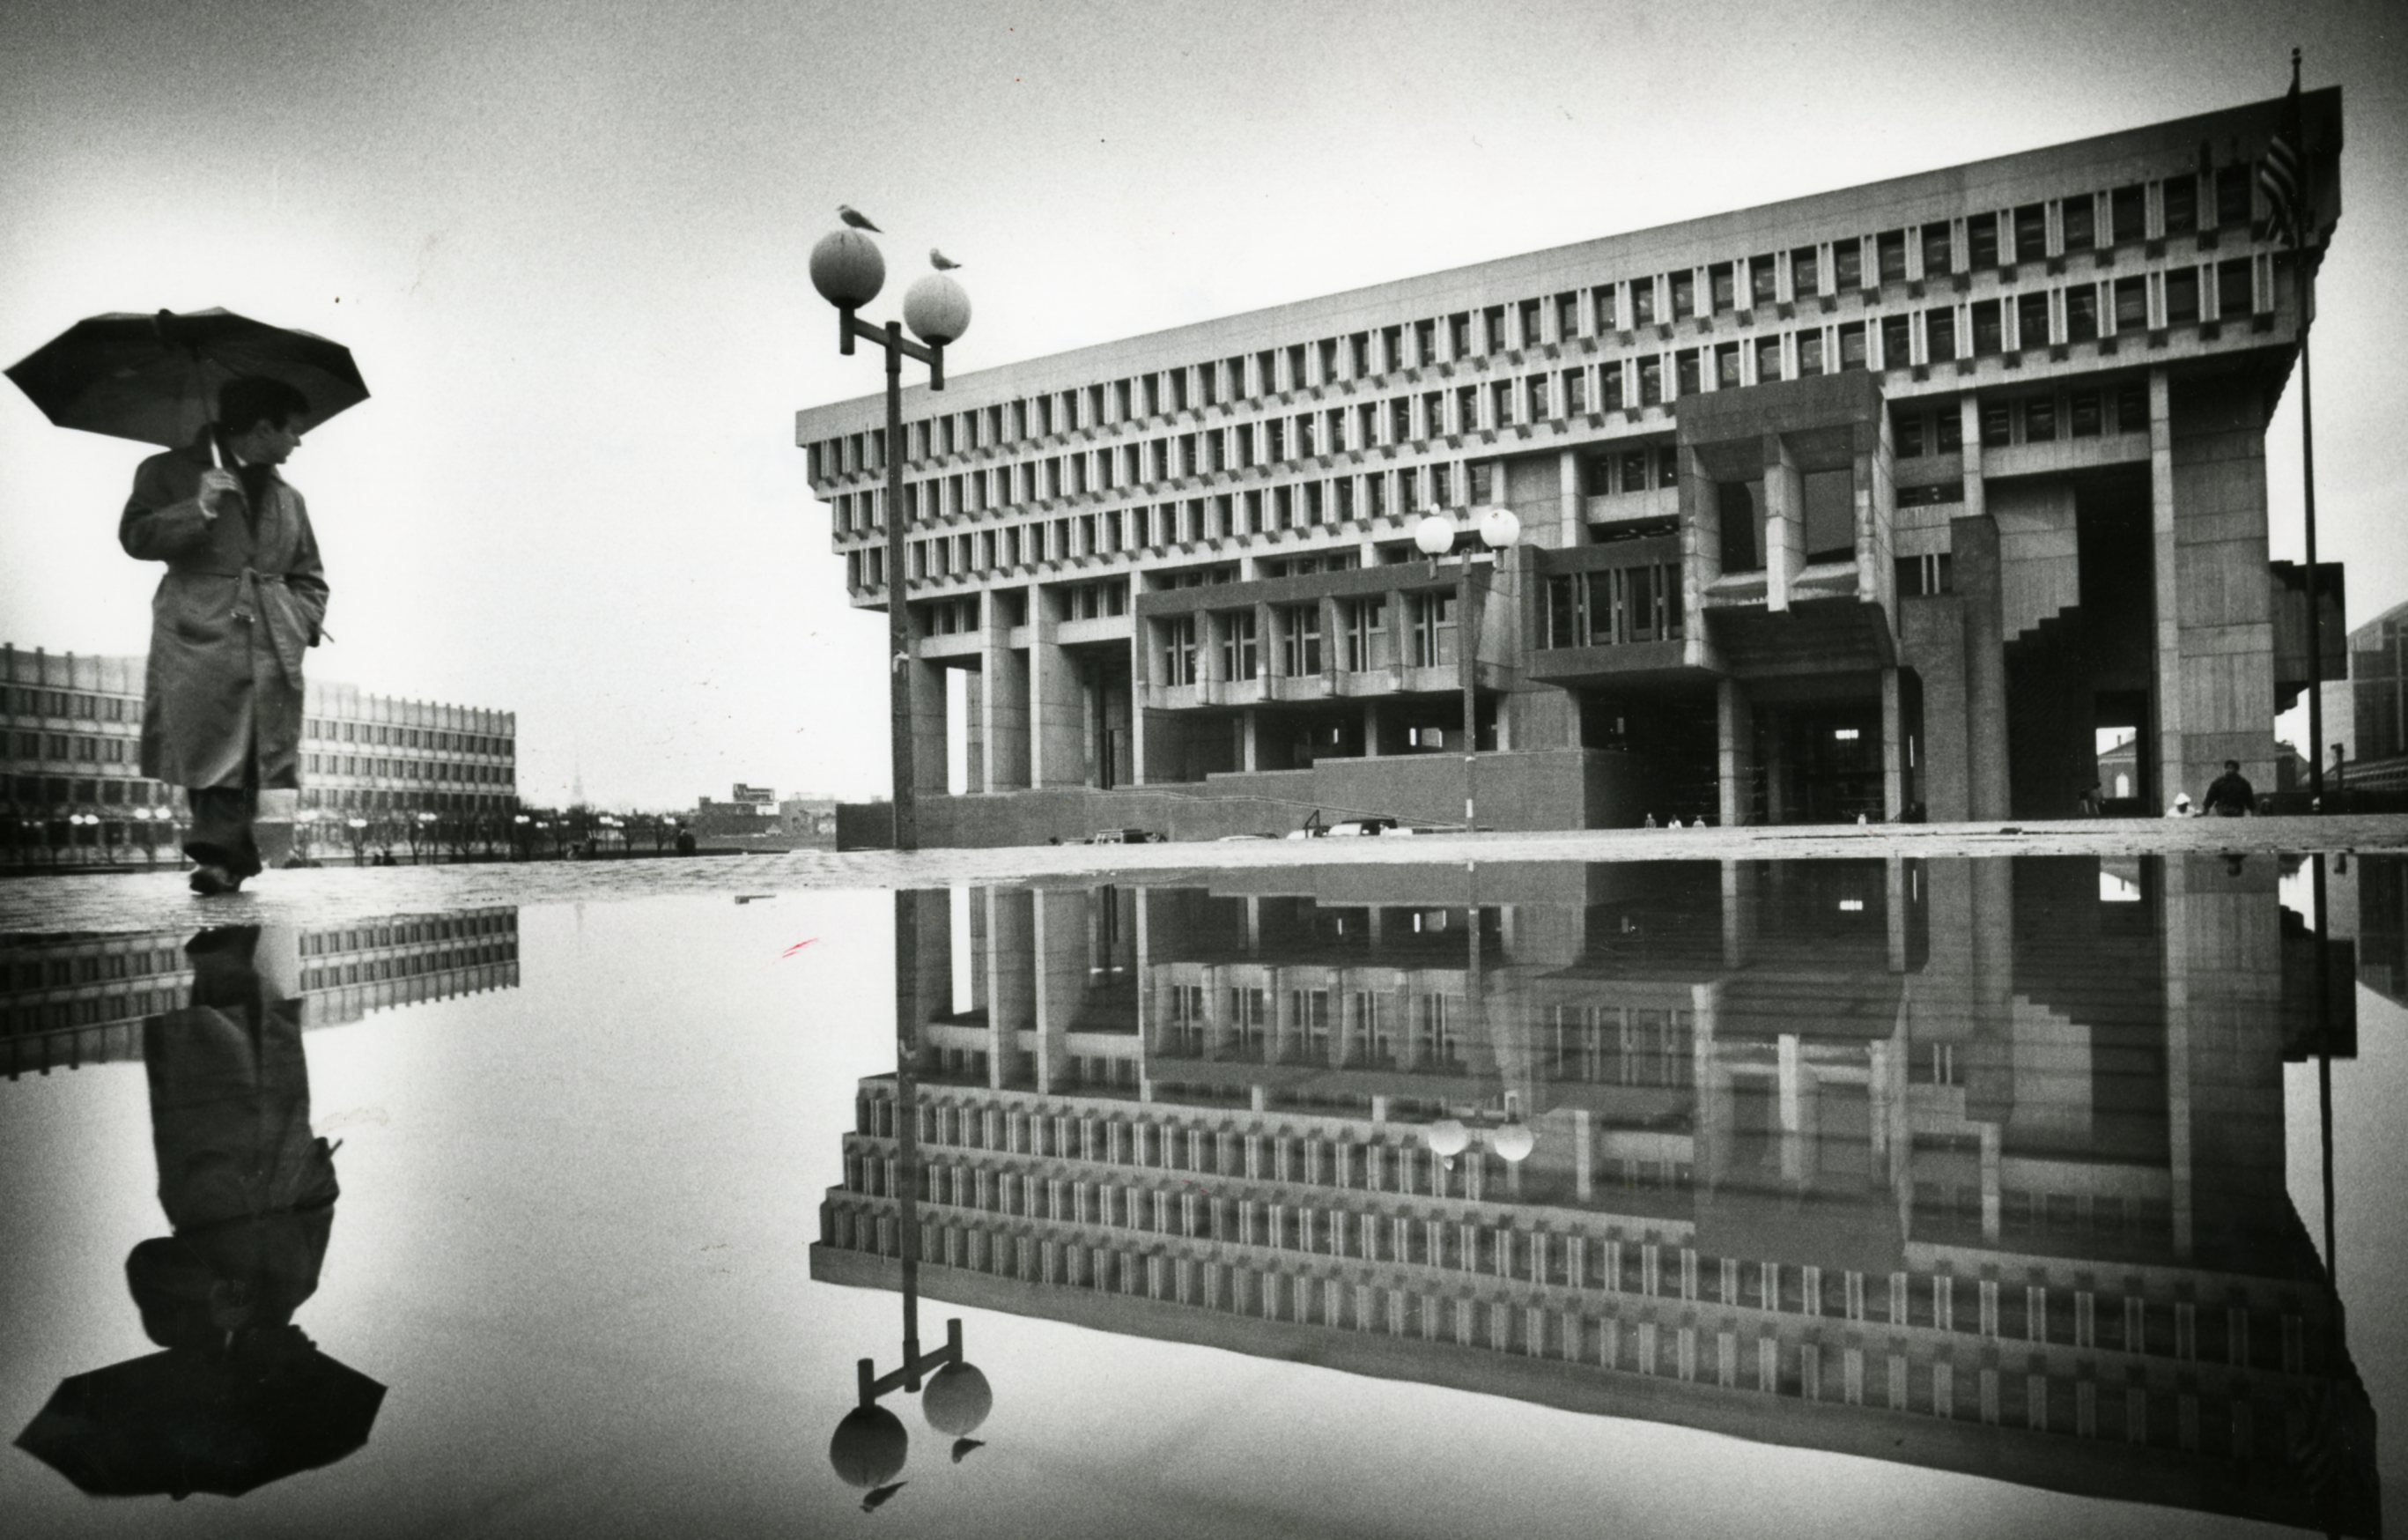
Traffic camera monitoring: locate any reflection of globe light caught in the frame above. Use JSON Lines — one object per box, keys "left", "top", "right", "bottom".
{"left": 829, "top": 1404, "right": 908, "bottom": 1488}
{"left": 921, "top": 1361, "right": 993, "bottom": 1435}
{"left": 1423, "top": 1118, "right": 1471, "bottom": 1159}
{"left": 1488, "top": 1121, "right": 1536, "bottom": 1164}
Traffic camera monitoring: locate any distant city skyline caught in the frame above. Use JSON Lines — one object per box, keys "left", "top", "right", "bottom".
{"left": 4, "top": 0, "right": 2401, "bottom": 808}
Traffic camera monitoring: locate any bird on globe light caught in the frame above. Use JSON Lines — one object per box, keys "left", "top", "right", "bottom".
{"left": 931, "top": 249, "right": 963, "bottom": 270}
{"left": 839, "top": 204, "right": 883, "bottom": 232}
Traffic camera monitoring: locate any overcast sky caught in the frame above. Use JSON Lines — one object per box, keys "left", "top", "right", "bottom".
{"left": 2, "top": 0, "right": 2400, "bottom": 809}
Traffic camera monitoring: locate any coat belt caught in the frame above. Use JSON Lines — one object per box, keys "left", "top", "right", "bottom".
{"left": 187, "top": 567, "right": 314, "bottom": 681}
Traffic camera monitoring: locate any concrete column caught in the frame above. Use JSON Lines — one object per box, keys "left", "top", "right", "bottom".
{"left": 962, "top": 670, "right": 986, "bottom": 793}
{"left": 907, "top": 656, "right": 949, "bottom": 798}
{"left": 1717, "top": 677, "right": 1752, "bottom": 826}
{"left": 1241, "top": 708, "right": 1260, "bottom": 772}
{"left": 1031, "top": 889, "right": 1086, "bottom": 1094}
{"left": 1559, "top": 448, "right": 1583, "bottom": 547}
{"left": 1031, "top": 589, "right": 1085, "bottom": 788}
{"left": 981, "top": 592, "right": 1030, "bottom": 791}
{"left": 1362, "top": 700, "right": 1382, "bottom": 758}
{"left": 1762, "top": 434, "right": 1802, "bottom": 612}
{"left": 1955, "top": 515, "right": 2009, "bottom": 818}
{"left": 2165, "top": 373, "right": 2279, "bottom": 801}
{"left": 1880, "top": 665, "right": 1904, "bottom": 818}
{"left": 2148, "top": 367, "right": 2184, "bottom": 811}
{"left": 985, "top": 888, "right": 1035, "bottom": 1088}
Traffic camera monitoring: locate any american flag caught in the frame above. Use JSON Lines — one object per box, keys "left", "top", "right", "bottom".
{"left": 2257, "top": 68, "right": 2304, "bottom": 248}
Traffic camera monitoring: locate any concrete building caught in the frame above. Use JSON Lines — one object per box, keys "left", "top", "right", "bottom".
{"left": 814, "top": 863, "right": 2374, "bottom": 1530}
{"left": 0, "top": 642, "right": 518, "bottom": 867}
{"left": 798, "top": 93, "right": 2345, "bottom": 846}
{"left": 2340, "top": 600, "right": 2408, "bottom": 765}
{"left": 1, "top": 907, "right": 520, "bottom": 1079}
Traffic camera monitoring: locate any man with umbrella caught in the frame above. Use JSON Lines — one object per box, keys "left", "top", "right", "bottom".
{"left": 120, "top": 376, "right": 329, "bottom": 893}
{"left": 10, "top": 307, "right": 364, "bottom": 894}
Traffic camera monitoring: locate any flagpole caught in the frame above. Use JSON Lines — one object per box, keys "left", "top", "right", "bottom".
{"left": 2289, "top": 48, "right": 2327, "bottom": 813}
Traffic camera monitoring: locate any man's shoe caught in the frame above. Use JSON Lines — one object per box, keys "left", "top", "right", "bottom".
{"left": 188, "top": 864, "right": 241, "bottom": 896}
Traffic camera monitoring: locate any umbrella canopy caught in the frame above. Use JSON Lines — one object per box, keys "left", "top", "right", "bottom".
{"left": 5, "top": 307, "right": 369, "bottom": 449}
{"left": 14, "top": 1340, "right": 386, "bottom": 1499}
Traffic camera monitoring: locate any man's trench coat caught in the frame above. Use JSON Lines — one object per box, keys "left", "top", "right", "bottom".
{"left": 119, "top": 440, "right": 329, "bottom": 791}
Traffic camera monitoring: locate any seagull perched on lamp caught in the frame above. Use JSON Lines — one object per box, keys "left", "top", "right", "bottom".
{"left": 838, "top": 204, "right": 882, "bottom": 232}
{"left": 930, "top": 249, "right": 963, "bottom": 270}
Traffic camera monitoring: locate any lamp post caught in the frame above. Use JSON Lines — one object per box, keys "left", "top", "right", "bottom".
{"left": 1415, "top": 506, "right": 1521, "bottom": 832}
{"left": 809, "top": 221, "right": 971, "bottom": 854}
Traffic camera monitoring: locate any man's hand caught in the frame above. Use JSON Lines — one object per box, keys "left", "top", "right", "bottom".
{"left": 196, "top": 468, "right": 240, "bottom": 522}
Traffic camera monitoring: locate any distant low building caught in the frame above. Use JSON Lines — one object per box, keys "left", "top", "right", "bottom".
{"left": 2, "top": 642, "right": 517, "bottom": 868}
{"left": 690, "top": 782, "right": 792, "bottom": 848}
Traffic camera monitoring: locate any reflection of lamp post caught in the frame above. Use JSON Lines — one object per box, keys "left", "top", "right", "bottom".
{"left": 414, "top": 810, "right": 437, "bottom": 863}
{"left": 830, "top": 889, "right": 994, "bottom": 1511}
{"left": 810, "top": 220, "right": 971, "bottom": 854}
{"left": 1415, "top": 506, "right": 1521, "bottom": 832}
{"left": 345, "top": 815, "right": 369, "bottom": 866}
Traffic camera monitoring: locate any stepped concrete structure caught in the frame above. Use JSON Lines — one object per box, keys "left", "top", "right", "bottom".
{"left": 798, "top": 93, "right": 2346, "bottom": 846}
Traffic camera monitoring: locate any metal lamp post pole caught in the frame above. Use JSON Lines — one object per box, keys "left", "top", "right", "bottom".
{"left": 1459, "top": 555, "right": 1477, "bottom": 831}
{"left": 838, "top": 310, "right": 946, "bottom": 855}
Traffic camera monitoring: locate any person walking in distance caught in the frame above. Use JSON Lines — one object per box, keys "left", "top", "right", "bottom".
{"left": 120, "top": 377, "right": 329, "bottom": 895}
{"left": 2203, "top": 759, "right": 2257, "bottom": 818}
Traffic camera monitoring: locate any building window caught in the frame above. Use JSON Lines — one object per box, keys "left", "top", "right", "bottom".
{"left": 1834, "top": 241, "right": 1863, "bottom": 292}
{"left": 1409, "top": 591, "right": 1456, "bottom": 667}
{"left": 2215, "top": 163, "right": 2253, "bottom": 229}
{"left": 2165, "top": 268, "right": 2200, "bottom": 325}
{"left": 1934, "top": 408, "right": 1961, "bottom": 453}
{"left": 1750, "top": 255, "right": 1777, "bottom": 308}
{"left": 1876, "top": 230, "right": 1907, "bottom": 283}
{"left": 2066, "top": 287, "right": 2100, "bottom": 342}
{"left": 1669, "top": 271, "right": 1695, "bottom": 320}
{"left": 1971, "top": 300, "right": 2003, "bottom": 355}
{"left": 1981, "top": 403, "right": 2012, "bottom": 448}
{"left": 1715, "top": 342, "right": 1740, "bottom": 389}
{"left": 1718, "top": 481, "right": 1761, "bottom": 573}
{"left": 1709, "top": 262, "right": 1736, "bottom": 313}
{"left": 1525, "top": 374, "right": 1549, "bottom": 422}
{"left": 2113, "top": 276, "right": 2148, "bottom": 332}
{"left": 2016, "top": 292, "right": 2050, "bottom": 349}
{"left": 2112, "top": 184, "right": 2146, "bottom": 243}
{"left": 1921, "top": 223, "right": 1953, "bottom": 277}
{"left": 2063, "top": 196, "right": 2095, "bottom": 251}
{"left": 1162, "top": 617, "right": 1198, "bottom": 686}
{"left": 1837, "top": 322, "right": 1867, "bottom": 371}
{"left": 2025, "top": 396, "right": 2057, "bottom": 442}
{"left": 1632, "top": 282, "right": 1657, "bottom": 328}
{"left": 1798, "top": 329, "right": 1825, "bottom": 376}
{"left": 1895, "top": 552, "right": 1953, "bottom": 596}
{"left": 2013, "top": 204, "right": 2046, "bottom": 262}
{"left": 1343, "top": 597, "right": 1385, "bottom": 670}
{"left": 1220, "top": 611, "right": 1258, "bottom": 680}
{"left": 1754, "top": 335, "right": 1781, "bottom": 383}
{"left": 1880, "top": 314, "right": 1911, "bottom": 368}
{"left": 1792, "top": 245, "right": 1821, "bottom": 297}
{"left": 2217, "top": 257, "right": 2255, "bottom": 317}
{"left": 1926, "top": 307, "right": 1957, "bottom": 363}
{"left": 2161, "top": 175, "right": 2200, "bottom": 237}
{"left": 1676, "top": 350, "right": 1702, "bottom": 397}
{"left": 1969, "top": 215, "right": 1999, "bottom": 270}
{"left": 2070, "top": 391, "right": 2102, "bottom": 437}
{"left": 1895, "top": 411, "right": 1926, "bottom": 457}
{"left": 1639, "top": 356, "right": 1665, "bottom": 405}
{"left": 1563, "top": 368, "right": 1588, "bottom": 415}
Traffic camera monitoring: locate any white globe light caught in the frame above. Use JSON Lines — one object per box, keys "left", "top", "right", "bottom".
{"left": 904, "top": 272, "right": 971, "bottom": 346}
{"left": 1414, "top": 512, "right": 1458, "bottom": 557}
{"left": 1477, "top": 506, "right": 1522, "bottom": 551}
{"left": 1423, "top": 1118, "right": 1472, "bottom": 1159}
{"left": 809, "top": 228, "right": 886, "bottom": 309}
{"left": 1488, "top": 1121, "right": 1537, "bottom": 1164}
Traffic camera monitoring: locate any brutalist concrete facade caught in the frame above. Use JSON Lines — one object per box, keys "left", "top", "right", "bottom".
{"left": 798, "top": 93, "right": 2344, "bottom": 847}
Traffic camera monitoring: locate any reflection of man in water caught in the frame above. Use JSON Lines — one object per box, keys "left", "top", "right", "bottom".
{"left": 132, "top": 924, "right": 338, "bottom": 1354}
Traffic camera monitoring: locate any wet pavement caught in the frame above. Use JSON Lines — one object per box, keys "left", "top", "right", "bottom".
{"left": 1, "top": 848, "right": 2399, "bottom": 1537}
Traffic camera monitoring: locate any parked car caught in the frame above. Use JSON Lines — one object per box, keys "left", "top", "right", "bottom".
{"left": 1326, "top": 816, "right": 1412, "bottom": 837}
{"left": 1089, "top": 827, "right": 1161, "bottom": 845}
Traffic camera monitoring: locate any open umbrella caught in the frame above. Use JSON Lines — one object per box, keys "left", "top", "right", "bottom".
{"left": 5, "top": 307, "right": 369, "bottom": 455}
{"left": 14, "top": 1338, "right": 387, "bottom": 1499}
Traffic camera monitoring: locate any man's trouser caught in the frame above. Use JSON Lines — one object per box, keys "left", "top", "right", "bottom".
{"left": 184, "top": 784, "right": 262, "bottom": 877}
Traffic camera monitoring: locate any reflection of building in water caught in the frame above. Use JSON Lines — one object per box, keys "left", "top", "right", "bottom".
{"left": 0, "top": 909, "right": 521, "bottom": 1079}
{"left": 815, "top": 860, "right": 2375, "bottom": 1535}
{"left": 2349, "top": 855, "right": 2408, "bottom": 1011}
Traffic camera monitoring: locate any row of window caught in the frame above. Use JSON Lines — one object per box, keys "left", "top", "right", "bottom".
{"left": 1543, "top": 565, "right": 1687, "bottom": 650}
{"left": 1157, "top": 594, "right": 1459, "bottom": 685}
{"left": 305, "top": 717, "right": 513, "bottom": 756}
{"left": 809, "top": 159, "right": 2278, "bottom": 484}
{"left": 5, "top": 774, "right": 167, "bottom": 807}
{"left": 831, "top": 259, "right": 2264, "bottom": 556}
{"left": 303, "top": 751, "right": 513, "bottom": 784}
{"left": 0, "top": 688, "right": 137, "bottom": 722}
{"left": 9, "top": 731, "right": 132, "bottom": 765}
{"left": 1893, "top": 382, "right": 2151, "bottom": 457}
